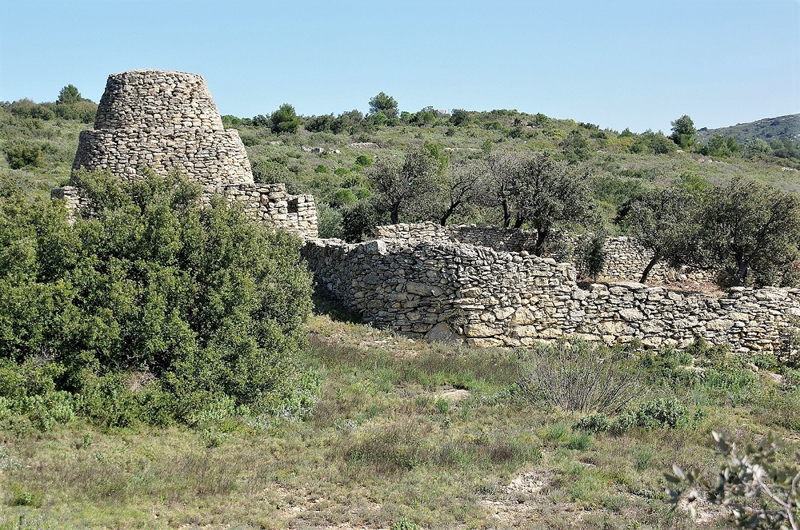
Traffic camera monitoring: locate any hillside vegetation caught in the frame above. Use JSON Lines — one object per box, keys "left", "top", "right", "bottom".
{"left": 0, "top": 87, "right": 799, "bottom": 529}
{"left": 697, "top": 113, "right": 800, "bottom": 145}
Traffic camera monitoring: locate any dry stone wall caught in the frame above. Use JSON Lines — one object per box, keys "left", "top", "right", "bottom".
{"left": 374, "top": 223, "right": 536, "bottom": 253}
{"left": 221, "top": 183, "right": 317, "bottom": 238}
{"left": 53, "top": 70, "right": 317, "bottom": 238}
{"left": 601, "top": 237, "right": 713, "bottom": 284}
{"left": 303, "top": 232, "right": 799, "bottom": 353}
{"left": 374, "top": 222, "right": 712, "bottom": 284}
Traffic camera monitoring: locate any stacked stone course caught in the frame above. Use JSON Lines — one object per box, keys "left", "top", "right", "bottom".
{"left": 71, "top": 70, "right": 252, "bottom": 188}
{"left": 54, "top": 70, "right": 316, "bottom": 238}
{"left": 374, "top": 222, "right": 712, "bottom": 284}
{"left": 221, "top": 183, "right": 317, "bottom": 238}
{"left": 303, "top": 224, "right": 799, "bottom": 352}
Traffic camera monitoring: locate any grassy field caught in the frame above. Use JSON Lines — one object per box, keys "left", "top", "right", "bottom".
{"left": 1, "top": 307, "right": 798, "bottom": 529}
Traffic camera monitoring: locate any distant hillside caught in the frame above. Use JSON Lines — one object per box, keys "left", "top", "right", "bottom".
{"left": 697, "top": 113, "right": 799, "bottom": 144}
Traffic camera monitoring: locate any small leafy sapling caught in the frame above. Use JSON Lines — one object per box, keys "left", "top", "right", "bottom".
{"left": 666, "top": 431, "right": 799, "bottom": 529}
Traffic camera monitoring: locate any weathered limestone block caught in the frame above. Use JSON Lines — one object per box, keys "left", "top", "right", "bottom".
{"left": 425, "top": 322, "right": 462, "bottom": 344}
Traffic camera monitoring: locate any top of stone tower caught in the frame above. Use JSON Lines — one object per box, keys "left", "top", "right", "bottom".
{"left": 94, "top": 70, "right": 225, "bottom": 132}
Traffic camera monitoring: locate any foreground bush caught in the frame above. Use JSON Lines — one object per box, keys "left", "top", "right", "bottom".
{"left": 518, "top": 337, "right": 640, "bottom": 414}
{"left": 0, "top": 171, "right": 316, "bottom": 426}
{"left": 667, "top": 432, "right": 799, "bottom": 529}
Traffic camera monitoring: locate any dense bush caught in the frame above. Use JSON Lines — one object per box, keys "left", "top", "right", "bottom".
{"left": 8, "top": 99, "right": 55, "bottom": 121}
{"left": 573, "top": 230, "right": 607, "bottom": 280}
{"left": 341, "top": 201, "right": 382, "bottom": 242}
{"left": 0, "top": 171, "right": 316, "bottom": 427}
{"left": 3, "top": 141, "right": 43, "bottom": 169}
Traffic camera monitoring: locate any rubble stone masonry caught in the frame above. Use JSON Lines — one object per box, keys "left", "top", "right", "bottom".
{"left": 303, "top": 224, "right": 799, "bottom": 352}
{"left": 53, "top": 70, "right": 317, "bottom": 238}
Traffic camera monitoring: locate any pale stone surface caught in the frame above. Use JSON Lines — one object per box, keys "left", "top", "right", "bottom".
{"left": 302, "top": 222, "right": 800, "bottom": 353}
{"left": 374, "top": 222, "right": 715, "bottom": 285}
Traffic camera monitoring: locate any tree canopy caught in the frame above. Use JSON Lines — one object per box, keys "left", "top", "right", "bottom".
{"left": 697, "top": 177, "right": 800, "bottom": 286}
{"left": 369, "top": 146, "right": 442, "bottom": 224}
{"left": 270, "top": 103, "right": 300, "bottom": 134}
{"left": 620, "top": 187, "right": 699, "bottom": 283}
{"left": 57, "top": 84, "right": 83, "bottom": 105}
{"left": 670, "top": 114, "right": 697, "bottom": 149}
{"left": 489, "top": 151, "right": 593, "bottom": 255}
{"left": 368, "top": 92, "right": 399, "bottom": 119}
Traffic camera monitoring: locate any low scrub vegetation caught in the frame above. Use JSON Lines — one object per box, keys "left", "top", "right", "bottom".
{"left": 0, "top": 171, "right": 317, "bottom": 432}
{"left": 0, "top": 312, "right": 797, "bottom": 528}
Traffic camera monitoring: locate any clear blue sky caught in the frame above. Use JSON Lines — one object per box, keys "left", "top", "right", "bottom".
{"left": 1, "top": 0, "right": 798, "bottom": 133}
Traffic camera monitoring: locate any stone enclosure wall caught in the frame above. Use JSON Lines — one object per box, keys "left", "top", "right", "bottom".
{"left": 53, "top": 70, "right": 317, "bottom": 238}
{"left": 303, "top": 226, "right": 800, "bottom": 353}
{"left": 374, "top": 222, "right": 712, "bottom": 285}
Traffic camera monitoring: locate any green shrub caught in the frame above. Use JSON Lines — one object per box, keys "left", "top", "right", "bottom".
{"left": 332, "top": 188, "right": 357, "bottom": 207}
{"left": 575, "top": 413, "right": 611, "bottom": 433}
{"left": 23, "top": 392, "right": 76, "bottom": 432}
{"left": 634, "top": 397, "right": 688, "bottom": 428}
{"left": 687, "top": 338, "right": 730, "bottom": 367}
{"left": 8, "top": 99, "right": 55, "bottom": 120}
{"left": 0, "top": 171, "right": 317, "bottom": 426}
{"left": 316, "top": 202, "right": 343, "bottom": 239}
{"left": 0, "top": 359, "right": 65, "bottom": 403}
{"left": 609, "top": 398, "right": 689, "bottom": 434}
{"left": 390, "top": 518, "right": 422, "bottom": 530}
{"left": 240, "top": 135, "right": 259, "bottom": 147}
{"left": 76, "top": 372, "right": 139, "bottom": 428}
{"left": 251, "top": 159, "right": 293, "bottom": 184}
{"left": 610, "top": 412, "right": 638, "bottom": 435}
{"left": 3, "top": 141, "right": 43, "bottom": 169}
{"left": 573, "top": 231, "right": 607, "bottom": 281}
{"left": 702, "top": 365, "right": 757, "bottom": 392}
{"left": 781, "top": 368, "right": 800, "bottom": 392}
{"left": 355, "top": 155, "right": 373, "bottom": 167}
{"left": 636, "top": 347, "right": 697, "bottom": 388}
{"left": 341, "top": 201, "right": 381, "bottom": 242}
{"left": 54, "top": 100, "right": 97, "bottom": 123}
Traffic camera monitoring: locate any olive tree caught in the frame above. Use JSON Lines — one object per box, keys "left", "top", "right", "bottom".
{"left": 369, "top": 146, "right": 441, "bottom": 224}
{"left": 436, "top": 159, "right": 487, "bottom": 226}
{"left": 493, "top": 151, "right": 593, "bottom": 255}
{"left": 667, "top": 431, "right": 799, "bottom": 529}
{"left": 486, "top": 151, "right": 521, "bottom": 229}
{"left": 698, "top": 177, "right": 800, "bottom": 286}
{"left": 620, "top": 188, "right": 700, "bottom": 283}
